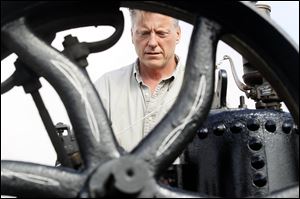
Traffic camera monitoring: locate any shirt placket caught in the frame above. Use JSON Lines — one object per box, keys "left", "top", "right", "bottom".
{"left": 142, "top": 82, "right": 166, "bottom": 136}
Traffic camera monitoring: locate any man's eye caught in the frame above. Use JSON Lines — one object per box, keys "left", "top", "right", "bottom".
{"left": 139, "top": 31, "right": 150, "bottom": 36}
{"left": 157, "top": 32, "right": 168, "bottom": 37}
{"left": 142, "top": 32, "right": 149, "bottom": 35}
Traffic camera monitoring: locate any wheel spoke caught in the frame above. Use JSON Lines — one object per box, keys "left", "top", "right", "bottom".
{"left": 1, "top": 18, "right": 121, "bottom": 167}
{"left": 1, "top": 1, "right": 299, "bottom": 198}
{"left": 132, "top": 17, "right": 221, "bottom": 175}
{"left": 1, "top": 160, "right": 84, "bottom": 197}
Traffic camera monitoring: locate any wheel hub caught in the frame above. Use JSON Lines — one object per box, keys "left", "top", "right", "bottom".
{"left": 88, "top": 156, "right": 152, "bottom": 197}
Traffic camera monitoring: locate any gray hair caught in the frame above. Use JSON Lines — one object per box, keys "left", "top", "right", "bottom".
{"left": 129, "top": 9, "right": 179, "bottom": 28}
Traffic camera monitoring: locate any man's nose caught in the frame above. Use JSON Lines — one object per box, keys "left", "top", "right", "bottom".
{"left": 147, "top": 32, "right": 158, "bottom": 48}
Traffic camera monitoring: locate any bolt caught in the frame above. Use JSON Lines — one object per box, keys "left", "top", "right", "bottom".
{"left": 251, "top": 155, "right": 265, "bottom": 170}
{"left": 282, "top": 121, "right": 292, "bottom": 134}
{"left": 292, "top": 124, "right": 299, "bottom": 135}
{"left": 213, "top": 124, "right": 226, "bottom": 136}
{"left": 63, "top": 35, "right": 79, "bottom": 47}
{"left": 253, "top": 172, "right": 267, "bottom": 187}
{"left": 197, "top": 128, "right": 208, "bottom": 139}
{"left": 248, "top": 137, "right": 263, "bottom": 151}
{"left": 247, "top": 118, "right": 260, "bottom": 131}
{"left": 230, "top": 122, "right": 244, "bottom": 134}
{"left": 265, "top": 120, "right": 276, "bottom": 132}
{"left": 238, "top": 96, "right": 247, "bottom": 108}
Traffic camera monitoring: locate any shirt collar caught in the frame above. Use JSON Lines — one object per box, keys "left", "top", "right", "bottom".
{"left": 133, "top": 60, "right": 143, "bottom": 84}
{"left": 133, "top": 55, "right": 181, "bottom": 84}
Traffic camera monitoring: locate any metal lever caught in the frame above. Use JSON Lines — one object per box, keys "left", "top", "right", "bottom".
{"left": 222, "top": 55, "right": 251, "bottom": 93}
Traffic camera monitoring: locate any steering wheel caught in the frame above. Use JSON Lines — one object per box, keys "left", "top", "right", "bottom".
{"left": 1, "top": 1, "right": 298, "bottom": 197}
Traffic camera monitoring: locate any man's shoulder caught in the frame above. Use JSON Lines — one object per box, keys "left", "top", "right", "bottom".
{"left": 102, "top": 63, "right": 133, "bottom": 80}
{"left": 95, "top": 63, "right": 134, "bottom": 84}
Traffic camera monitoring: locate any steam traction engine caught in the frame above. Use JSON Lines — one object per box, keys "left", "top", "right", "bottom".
{"left": 1, "top": 1, "right": 298, "bottom": 198}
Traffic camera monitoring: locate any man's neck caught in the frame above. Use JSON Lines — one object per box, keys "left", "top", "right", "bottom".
{"left": 139, "top": 57, "right": 177, "bottom": 93}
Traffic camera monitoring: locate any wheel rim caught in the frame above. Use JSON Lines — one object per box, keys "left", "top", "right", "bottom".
{"left": 1, "top": 1, "right": 298, "bottom": 198}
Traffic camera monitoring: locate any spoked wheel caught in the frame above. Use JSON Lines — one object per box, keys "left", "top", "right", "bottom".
{"left": 1, "top": 1, "right": 298, "bottom": 198}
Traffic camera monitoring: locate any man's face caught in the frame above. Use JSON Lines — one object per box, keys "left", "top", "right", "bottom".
{"left": 131, "top": 12, "right": 181, "bottom": 70}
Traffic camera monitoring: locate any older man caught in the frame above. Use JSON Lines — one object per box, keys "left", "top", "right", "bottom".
{"left": 95, "top": 9, "right": 184, "bottom": 151}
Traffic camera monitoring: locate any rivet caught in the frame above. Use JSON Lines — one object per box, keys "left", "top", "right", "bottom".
{"left": 213, "top": 124, "right": 226, "bottom": 136}
{"left": 253, "top": 173, "right": 267, "bottom": 187}
{"left": 197, "top": 128, "right": 208, "bottom": 139}
{"left": 230, "top": 122, "right": 244, "bottom": 134}
{"left": 265, "top": 120, "right": 276, "bottom": 132}
{"left": 292, "top": 124, "right": 299, "bottom": 135}
{"left": 247, "top": 118, "right": 260, "bottom": 131}
{"left": 251, "top": 155, "right": 265, "bottom": 170}
{"left": 282, "top": 121, "right": 292, "bottom": 134}
{"left": 248, "top": 137, "right": 263, "bottom": 151}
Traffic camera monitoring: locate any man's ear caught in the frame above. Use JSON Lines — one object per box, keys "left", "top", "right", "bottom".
{"left": 176, "top": 26, "right": 181, "bottom": 43}
{"left": 131, "top": 28, "right": 134, "bottom": 44}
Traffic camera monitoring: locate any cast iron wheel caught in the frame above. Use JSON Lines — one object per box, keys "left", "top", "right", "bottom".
{"left": 1, "top": 1, "right": 298, "bottom": 198}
